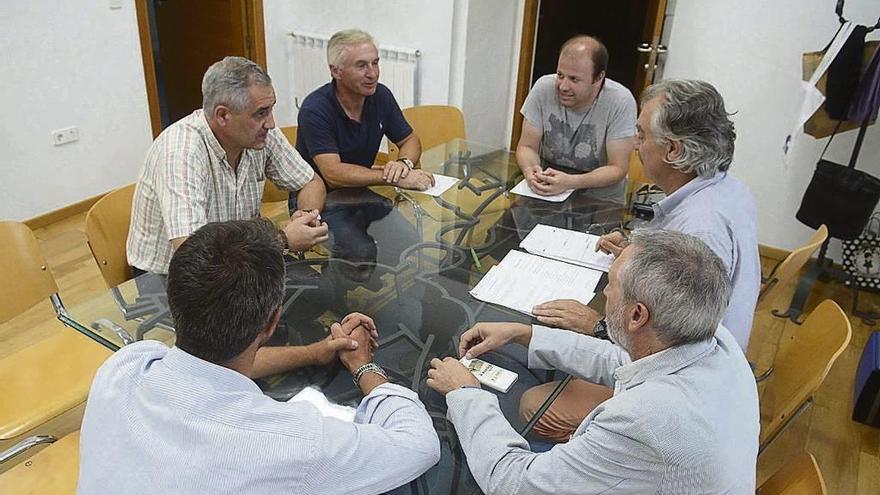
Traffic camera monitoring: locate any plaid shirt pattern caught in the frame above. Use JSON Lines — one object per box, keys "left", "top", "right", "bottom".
{"left": 127, "top": 110, "right": 314, "bottom": 274}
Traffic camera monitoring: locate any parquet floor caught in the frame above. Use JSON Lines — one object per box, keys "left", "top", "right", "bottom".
{"left": 5, "top": 209, "right": 880, "bottom": 492}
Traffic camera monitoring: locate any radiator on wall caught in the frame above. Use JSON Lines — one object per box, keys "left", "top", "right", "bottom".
{"left": 287, "top": 31, "right": 421, "bottom": 110}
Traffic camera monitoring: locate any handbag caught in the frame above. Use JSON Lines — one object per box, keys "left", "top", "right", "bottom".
{"left": 796, "top": 122, "right": 880, "bottom": 240}
{"left": 843, "top": 213, "right": 880, "bottom": 291}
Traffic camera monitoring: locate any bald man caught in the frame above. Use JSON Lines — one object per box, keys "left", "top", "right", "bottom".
{"left": 516, "top": 35, "right": 636, "bottom": 202}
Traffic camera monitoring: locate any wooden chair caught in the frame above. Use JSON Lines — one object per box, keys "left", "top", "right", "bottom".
{"left": 389, "top": 105, "right": 466, "bottom": 160}
{"left": 757, "top": 451, "right": 827, "bottom": 494}
{"left": 84, "top": 184, "right": 136, "bottom": 289}
{"left": 757, "top": 225, "right": 829, "bottom": 313}
{"left": 0, "top": 431, "right": 79, "bottom": 493}
{"left": 758, "top": 299, "right": 851, "bottom": 454}
{"left": 0, "top": 222, "right": 111, "bottom": 471}
{"left": 624, "top": 150, "right": 648, "bottom": 203}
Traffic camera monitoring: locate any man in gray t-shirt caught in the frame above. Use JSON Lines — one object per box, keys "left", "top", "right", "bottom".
{"left": 517, "top": 35, "right": 636, "bottom": 202}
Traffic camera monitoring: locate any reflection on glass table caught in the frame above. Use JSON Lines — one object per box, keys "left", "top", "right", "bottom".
{"left": 63, "top": 139, "right": 626, "bottom": 495}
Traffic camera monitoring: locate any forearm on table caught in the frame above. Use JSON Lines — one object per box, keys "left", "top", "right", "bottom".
{"left": 567, "top": 164, "right": 627, "bottom": 189}
{"left": 250, "top": 345, "right": 317, "bottom": 379}
{"left": 396, "top": 134, "right": 422, "bottom": 165}
{"left": 293, "top": 175, "right": 326, "bottom": 211}
{"left": 516, "top": 144, "right": 542, "bottom": 175}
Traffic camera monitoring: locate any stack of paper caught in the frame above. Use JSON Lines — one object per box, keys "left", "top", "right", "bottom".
{"left": 520, "top": 224, "right": 615, "bottom": 272}
{"left": 510, "top": 179, "right": 573, "bottom": 202}
{"left": 469, "top": 250, "right": 601, "bottom": 315}
{"left": 412, "top": 173, "right": 459, "bottom": 197}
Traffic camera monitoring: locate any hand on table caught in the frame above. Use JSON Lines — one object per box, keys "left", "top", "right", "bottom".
{"left": 283, "top": 210, "right": 329, "bottom": 251}
{"left": 330, "top": 324, "right": 375, "bottom": 372}
{"left": 532, "top": 299, "right": 602, "bottom": 335}
{"left": 596, "top": 231, "right": 626, "bottom": 257}
{"left": 426, "top": 357, "right": 479, "bottom": 395}
{"left": 531, "top": 168, "right": 573, "bottom": 196}
{"left": 397, "top": 169, "right": 435, "bottom": 191}
{"left": 458, "top": 322, "right": 531, "bottom": 360}
{"left": 382, "top": 160, "right": 411, "bottom": 184}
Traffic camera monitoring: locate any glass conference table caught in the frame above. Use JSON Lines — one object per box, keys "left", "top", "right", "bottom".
{"left": 61, "top": 139, "right": 626, "bottom": 495}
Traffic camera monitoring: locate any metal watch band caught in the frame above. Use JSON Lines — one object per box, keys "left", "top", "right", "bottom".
{"left": 352, "top": 362, "right": 388, "bottom": 386}
{"left": 400, "top": 157, "right": 415, "bottom": 169}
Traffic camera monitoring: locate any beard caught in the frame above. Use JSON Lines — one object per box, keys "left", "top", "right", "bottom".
{"left": 606, "top": 303, "right": 631, "bottom": 354}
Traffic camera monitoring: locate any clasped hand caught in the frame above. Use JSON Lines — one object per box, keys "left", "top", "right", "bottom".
{"left": 527, "top": 167, "right": 572, "bottom": 196}
{"left": 284, "top": 209, "right": 329, "bottom": 251}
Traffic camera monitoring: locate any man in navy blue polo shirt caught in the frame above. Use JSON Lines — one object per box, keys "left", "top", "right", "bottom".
{"left": 293, "top": 29, "right": 434, "bottom": 194}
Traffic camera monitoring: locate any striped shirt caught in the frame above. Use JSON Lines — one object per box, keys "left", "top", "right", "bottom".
{"left": 77, "top": 341, "right": 441, "bottom": 495}
{"left": 127, "top": 109, "right": 314, "bottom": 274}
{"left": 446, "top": 324, "right": 760, "bottom": 494}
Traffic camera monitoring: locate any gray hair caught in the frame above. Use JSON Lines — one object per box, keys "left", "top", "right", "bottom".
{"left": 202, "top": 56, "right": 272, "bottom": 116}
{"left": 641, "top": 79, "right": 736, "bottom": 177}
{"left": 327, "top": 29, "right": 376, "bottom": 68}
{"left": 617, "top": 229, "right": 731, "bottom": 347}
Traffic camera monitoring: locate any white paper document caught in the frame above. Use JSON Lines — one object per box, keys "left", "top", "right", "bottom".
{"left": 510, "top": 179, "right": 573, "bottom": 202}
{"left": 412, "top": 174, "right": 459, "bottom": 197}
{"left": 288, "top": 386, "right": 356, "bottom": 422}
{"left": 520, "top": 224, "right": 615, "bottom": 272}
{"left": 469, "top": 250, "right": 601, "bottom": 315}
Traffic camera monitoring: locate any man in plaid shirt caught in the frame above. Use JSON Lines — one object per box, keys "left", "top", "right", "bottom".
{"left": 128, "top": 57, "right": 327, "bottom": 275}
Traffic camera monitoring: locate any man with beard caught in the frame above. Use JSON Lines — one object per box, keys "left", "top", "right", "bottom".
{"left": 426, "top": 229, "right": 759, "bottom": 494}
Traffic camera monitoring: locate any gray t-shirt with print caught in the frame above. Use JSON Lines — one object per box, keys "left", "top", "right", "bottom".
{"left": 521, "top": 75, "right": 637, "bottom": 201}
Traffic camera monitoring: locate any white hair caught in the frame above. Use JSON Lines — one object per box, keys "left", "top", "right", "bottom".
{"left": 201, "top": 56, "right": 271, "bottom": 116}
{"left": 327, "top": 29, "right": 376, "bottom": 68}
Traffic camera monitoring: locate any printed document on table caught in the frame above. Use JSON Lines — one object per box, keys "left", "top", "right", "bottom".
{"left": 412, "top": 174, "right": 459, "bottom": 197}
{"left": 520, "top": 224, "right": 615, "bottom": 272}
{"left": 470, "top": 250, "right": 601, "bottom": 315}
{"left": 289, "top": 386, "right": 356, "bottom": 422}
{"left": 510, "top": 179, "right": 573, "bottom": 202}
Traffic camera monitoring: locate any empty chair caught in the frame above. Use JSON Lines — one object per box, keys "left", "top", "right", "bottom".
{"left": 84, "top": 184, "right": 136, "bottom": 288}
{"left": 389, "top": 105, "right": 466, "bottom": 160}
{"left": 758, "top": 299, "right": 851, "bottom": 454}
{"left": 0, "top": 431, "right": 80, "bottom": 493}
{"left": 0, "top": 222, "right": 111, "bottom": 471}
{"left": 758, "top": 225, "right": 829, "bottom": 312}
{"left": 757, "top": 451, "right": 826, "bottom": 495}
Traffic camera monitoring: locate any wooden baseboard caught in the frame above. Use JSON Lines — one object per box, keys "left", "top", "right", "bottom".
{"left": 759, "top": 244, "right": 790, "bottom": 263}
{"left": 24, "top": 193, "right": 105, "bottom": 230}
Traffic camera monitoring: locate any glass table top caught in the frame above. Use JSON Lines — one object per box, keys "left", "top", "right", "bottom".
{"left": 60, "top": 138, "right": 626, "bottom": 495}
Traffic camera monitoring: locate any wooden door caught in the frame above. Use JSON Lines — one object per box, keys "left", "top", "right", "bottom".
{"left": 135, "top": 0, "right": 267, "bottom": 134}
{"left": 510, "top": 0, "right": 669, "bottom": 149}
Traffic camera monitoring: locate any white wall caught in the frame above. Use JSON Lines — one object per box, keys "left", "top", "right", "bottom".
{"left": 0, "top": 1, "right": 153, "bottom": 221}
{"left": 461, "top": 0, "right": 520, "bottom": 147}
{"left": 663, "top": 0, "right": 880, "bottom": 252}
{"left": 263, "top": 0, "right": 456, "bottom": 128}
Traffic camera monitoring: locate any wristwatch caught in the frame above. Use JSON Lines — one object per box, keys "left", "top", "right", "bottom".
{"left": 276, "top": 229, "right": 290, "bottom": 256}
{"left": 399, "top": 157, "right": 415, "bottom": 170}
{"left": 352, "top": 362, "right": 388, "bottom": 385}
{"left": 593, "top": 319, "right": 610, "bottom": 341}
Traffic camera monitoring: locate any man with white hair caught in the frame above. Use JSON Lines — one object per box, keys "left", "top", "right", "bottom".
{"left": 292, "top": 28, "right": 434, "bottom": 194}
{"left": 426, "top": 229, "right": 760, "bottom": 494}
{"left": 128, "top": 56, "right": 327, "bottom": 276}
{"left": 524, "top": 79, "right": 761, "bottom": 441}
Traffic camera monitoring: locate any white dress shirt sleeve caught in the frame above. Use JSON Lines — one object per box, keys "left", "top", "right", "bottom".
{"left": 527, "top": 325, "right": 630, "bottom": 387}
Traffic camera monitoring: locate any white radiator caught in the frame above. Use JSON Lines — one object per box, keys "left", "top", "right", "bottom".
{"left": 287, "top": 31, "right": 421, "bottom": 110}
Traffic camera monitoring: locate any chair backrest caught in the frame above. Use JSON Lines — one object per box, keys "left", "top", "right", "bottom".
{"left": 625, "top": 151, "right": 648, "bottom": 205}
{"left": 393, "top": 105, "right": 466, "bottom": 159}
{"left": 760, "top": 299, "right": 851, "bottom": 447}
{"left": 84, "top": 184, "right": 136, "bottom": 288}
{"left": 757, "top": 451, "right": 827, "bottom": 495}
{"left": 262, "top": 126, "right": 298, "bottom": 203}
{"left": 0, "top": 221, "right": 59, "bottom": 324}
{"left": 757, "top": 225, "right": 829, "bottom": 312}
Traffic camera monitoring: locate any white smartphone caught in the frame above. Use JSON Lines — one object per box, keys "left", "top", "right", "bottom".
{"left": 460, "top": 357, "right": 519, "bottom": 393}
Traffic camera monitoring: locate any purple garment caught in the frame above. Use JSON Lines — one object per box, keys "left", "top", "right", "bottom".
{"left": 848, "top": 43, "right": 880, "bottom": 122}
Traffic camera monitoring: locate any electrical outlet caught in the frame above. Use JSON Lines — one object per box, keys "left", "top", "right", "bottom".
{"left": 51, "top": 127, "right": 80, "bottom": 146}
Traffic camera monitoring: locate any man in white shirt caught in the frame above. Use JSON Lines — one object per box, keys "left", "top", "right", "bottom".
{"left": 426, "top": 229, "right": 760, "bottom": 494}
{"left": 79, "top": 218, "right": 440, "bottom": 494}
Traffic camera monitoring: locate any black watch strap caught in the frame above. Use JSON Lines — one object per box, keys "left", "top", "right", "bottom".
{"left": 594, "top": 319, "right": 610, "bottom": 341}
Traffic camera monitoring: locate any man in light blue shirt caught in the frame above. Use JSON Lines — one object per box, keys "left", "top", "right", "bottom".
{"left": 427, "top": 230, "right": 760, "bottom": 494}
{"left": 78, "top": 218, "right": 440, "bottom": 495}
{"left": 522, "top": 79, "right": 761, "bottom": 442}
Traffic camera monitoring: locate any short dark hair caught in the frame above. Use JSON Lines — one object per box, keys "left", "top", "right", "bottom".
{"left": 167, "top": 218, "right": 285, "bottom": 363}
{"left": 560, "top": 35, "right": 608, "bottom": 81}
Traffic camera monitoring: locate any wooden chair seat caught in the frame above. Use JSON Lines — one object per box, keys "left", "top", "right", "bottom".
{"left": 0, "top": 431, "right": 79, "bottom": 494}
{"left": 0, "top": 331, "right": 110, "bottom": 441}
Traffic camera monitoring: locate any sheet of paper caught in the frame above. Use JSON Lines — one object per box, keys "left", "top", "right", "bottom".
{"left": 412, "top": 173, "right": 459, "bottom": 197}
{"left": 288, "top": 386, "right": 356, "bottom": 422}
{"left": 470, "top": 250, "right": 600, "bottom": 315}
{"left": 520, "top": 224, "right": 615, "bottom": 272}
{"left": 510, "top": 179, "right": 573, "bottom": 202}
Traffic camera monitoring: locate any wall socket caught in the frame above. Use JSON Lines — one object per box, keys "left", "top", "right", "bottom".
{"left": 51, "top": 126, "right": 80, "bottom": 146}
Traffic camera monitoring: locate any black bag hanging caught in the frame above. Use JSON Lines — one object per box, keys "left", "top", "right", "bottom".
{"left": 796, "top": 121, "right": 880, "bottom": 240}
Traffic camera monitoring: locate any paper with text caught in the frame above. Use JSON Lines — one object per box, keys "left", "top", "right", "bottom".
{"left": 411, "top": 173, "right": 459, "bottom": 197}
{"left": 520, "top": 224, "right": 615, "bottom": 272}
{"left": 470, "top": 250, "right": 601, "bottom": 315}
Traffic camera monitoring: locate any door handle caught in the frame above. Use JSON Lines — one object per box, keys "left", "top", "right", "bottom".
{"left": 636, "top": 42, "right": 652, "bottom": 53}
{"left": 656, "top": 44, "right": 668, "bottom": 54}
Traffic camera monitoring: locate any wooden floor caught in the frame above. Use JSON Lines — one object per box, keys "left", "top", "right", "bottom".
{"left": 5, "top": 211, "right": 880, "bottom": 492}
